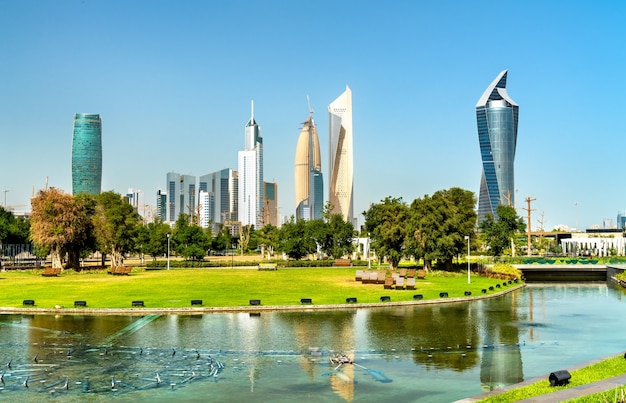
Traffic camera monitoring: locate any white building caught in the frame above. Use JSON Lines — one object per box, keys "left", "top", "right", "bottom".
{"left": 238, "top": 101, "right": 264, "bottom": 228}
{"left": 328, "top": 85, "right": 354, "bottom": 224}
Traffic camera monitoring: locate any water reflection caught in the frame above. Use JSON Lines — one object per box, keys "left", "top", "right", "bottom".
{"left": 0, "top": 284, "right": 625, "bottom": 402}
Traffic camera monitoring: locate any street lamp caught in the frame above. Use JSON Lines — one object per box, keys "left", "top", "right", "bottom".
{"left": 167, "top": 233, "right": 170, "bottom": 270}
{"left": 465, "top": 235, "right": 471, "bottom": 284}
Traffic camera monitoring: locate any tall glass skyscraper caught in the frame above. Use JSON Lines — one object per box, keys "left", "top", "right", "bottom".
{"left": 328, "top": 86, "right": 354, "bottom": 224}
{"left": 238, "top": 101, "right": 264, "bottom": 228}
{"left": 476, "top": 70, "right": 518, "bottom": 220}
{"left": 295, "top": 110, "right": 323, "bottom": 221}
{"left": 71, "top": 113, "right": 102, "bottom": 195}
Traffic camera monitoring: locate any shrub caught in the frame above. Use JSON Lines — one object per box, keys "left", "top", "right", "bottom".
{"left": 485, "top": 263, "right": 522, "bottom": 280}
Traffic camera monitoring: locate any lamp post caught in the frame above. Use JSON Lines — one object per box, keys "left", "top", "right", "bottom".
{"left": 166, "top": 233, "right": 170, "bottom": 270}
{"left": 465, "top": 235, "right": 470, "bottom": 284}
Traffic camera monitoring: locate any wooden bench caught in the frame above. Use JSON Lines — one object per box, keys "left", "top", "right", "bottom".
{"left": 131, "top": 300, "right": 144, "bottom": 307}
{"left": 258, "top": 263, "right": 277, "bottom": 271}
{"left": 380, "top": 296, "right": 391, "bottom": 302}
{"left": 249, "top": 299, "right": 261, "bottom": 306}
{"left": 191, "top": 299, "right": 203, "bottom": 306}
{"left": 42, "top": 267, "right": 61, "bottom": 277}
{"left": 23, "top": 299, "right": 35, "bottom": 306}
{"left": 417, "top": 269, "right": 426, "bottom": 280}
{"left": 345, "top": 297, "right": 357, "bottom": 303}
{"left": 109, "top": 267, "right": 132, "bottom": 275}
{"left": 333, "top": 259, "right": 351, "bottom": 267}
{"left": 300, "top": 298, "right": 312, "bottom": 304}
{"left": 74, "top": 300, "right": 87, "bottom": 307}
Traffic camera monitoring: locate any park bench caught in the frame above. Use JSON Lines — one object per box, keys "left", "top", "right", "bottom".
{"left": 23, "top": 299, "right": 35, "bottom": 306}
{"left": 74, "top": 300, "right": 87, "bottom": 307}
{"left": 417, "top": 269, "right": 426, "bottom": 280}
{"left": 333, "top": 259, "right": 351, "bottom": 267}
{"left": 132, "top": 300, "right": 144, "bottom": 307}
{"left": 300, "top": 298, "right": 312, "bottom": 304}
{"left": 42, "top": 267, "right": 61, "bottom": 277}
{"left": 345, "top": 297, "right": 357, "bottom": 303}
{"left": 109, "top": 267, "right": 132, "bottom": 275}
{"left": 249, "top": 299, "right": 261, "bottom": 306}
{"left": 191, "top": 299, "right": 203, "bottom": 306}
{"left": 380, "top": 296, "right": 391, "bottom": 302}
{"left": 258, "top": 263, "right": 277, "bottom": 271}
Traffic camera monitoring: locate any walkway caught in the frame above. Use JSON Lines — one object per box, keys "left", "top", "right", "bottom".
{"left": 455, "top": 353, "right": 626, "bottom": 402}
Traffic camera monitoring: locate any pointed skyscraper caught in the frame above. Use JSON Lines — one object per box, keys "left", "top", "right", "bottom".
{"left": 476, "top": 70, "right": 519, "bottom": 220}
{"left": 328, "top": 86, "right": 354, "bottom": 224}
{"left": 295, "top": 101, "right": 323, "bottom": 221}
{"left": 238, "top": 101, "right": 264, "bottom": 228}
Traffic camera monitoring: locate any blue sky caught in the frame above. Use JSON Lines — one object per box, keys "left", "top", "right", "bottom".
{"left": 1, "top": 0, "right": 625, "bottom": 231}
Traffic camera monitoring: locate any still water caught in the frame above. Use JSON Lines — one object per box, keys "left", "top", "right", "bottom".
{"left": 1, "top": 283, "right": 625, "bottom": 402}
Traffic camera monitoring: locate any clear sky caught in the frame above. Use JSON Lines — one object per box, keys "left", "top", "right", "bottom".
{"left": 1, "top": 0, "right": 625, "bottom": 231}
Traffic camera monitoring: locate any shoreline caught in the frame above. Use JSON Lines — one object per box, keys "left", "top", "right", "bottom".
{"left": 0, "top": 284, "right": 525, "bottom": 315}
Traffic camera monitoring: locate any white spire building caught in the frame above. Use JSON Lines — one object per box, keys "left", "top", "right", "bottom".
{"left": 328, "top": 86, "right": 354, "bottom": 224}
{"left": 238, "top": 101, "right": 264, "bottom": 228}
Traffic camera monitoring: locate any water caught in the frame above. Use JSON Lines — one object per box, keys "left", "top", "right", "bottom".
{"left": 1, "top": 283, "right": 625, "bottom": 402}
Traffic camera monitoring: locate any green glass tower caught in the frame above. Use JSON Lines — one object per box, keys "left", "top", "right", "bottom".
{"left": 72, "top": 113, "right": 102, "bottom": 195}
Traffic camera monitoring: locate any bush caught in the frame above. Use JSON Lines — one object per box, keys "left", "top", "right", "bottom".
{"left": 485, "top": 263, "right": 522, "bottom": 280}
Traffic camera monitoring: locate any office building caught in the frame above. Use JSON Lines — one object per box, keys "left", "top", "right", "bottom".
{"left": 165, "top": 172, "right": 196, "bottom": 223}
{"left": 199, "top": 168, "right": 238, "bottom": 229}
{"left": 71, "top": 113, "right": 102, "bottom": 195}
{"left": 328, "top": 86, "right": 354, "bottom": 224}
{"left": 156, "top": 190, "right": 167, "bottom": 222}
{"left": 295, "top": 109, "right": 323, "bottom": 221}
{"left": 238, "top": 101, "right": 264, "bottom": 228}
{"left": 476, "top": 70, "right": 519, "bottom": 220}
{"left": 263, "top": 181, "right": 278, "bottom": 227}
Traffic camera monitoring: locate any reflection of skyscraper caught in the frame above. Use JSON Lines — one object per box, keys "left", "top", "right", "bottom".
{"left": 72, "top": 113, "right": 102, "bottom": 195}
{"left": 328, "top": 86, "right": 353, "bottom": 223}
{"left": 238, "top": 101, "right": 264, "bottom": 228}
{"left": 295, "top": 109, "right": 323, "bottom": 220}
{"left": 476, "top": 70, "right": 519, "bottom": 220}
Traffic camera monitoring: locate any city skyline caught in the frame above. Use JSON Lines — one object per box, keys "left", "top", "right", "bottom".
{"left": 1, "top": 2, "right": 625, "bottom": 231}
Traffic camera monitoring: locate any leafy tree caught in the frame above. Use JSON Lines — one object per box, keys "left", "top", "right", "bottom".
{"left": 363, "top": 197, "right": 409, "bottom": 269}
{"left": 278, "top": 217, "right": 316, "bottom": 260}
{"left": 93, "top": 191, "right": 141, "bottom": 267}
{"left": 323, "top": 214, "right": 355, "bottom": 259}
{"left": 136, "top": 219, "right": 171, "bottom": 261}
{"left": 65, "top": 193, "right": 97, "bottom": 270}
{"left": 30, "top": 187, "right": 79, "bottom": 269}
{"left": 256, "top": 224, "right": 279, "bottom": 259}
{"left": 407, "top": 188, "right": 477, "bottom": 270}
{"left": 0, "top": 206, "right": 30, "bottom": 244}
{"left": 172, "top": 213, "right": 210, "bottom": 260}
{"left": 479, "top": 204, "right": 526, "bottom": 257}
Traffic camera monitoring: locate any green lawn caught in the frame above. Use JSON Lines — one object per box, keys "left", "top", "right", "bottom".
{"left": 0, "top": 267, "right": 513, "bottom": 309}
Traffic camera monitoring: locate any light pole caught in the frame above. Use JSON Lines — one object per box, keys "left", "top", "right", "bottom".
{"left": 465, "top": 235, "right": 470, "bottom": 284}
{"left": 166, "top": 233, "right": 170, "bottom": 270}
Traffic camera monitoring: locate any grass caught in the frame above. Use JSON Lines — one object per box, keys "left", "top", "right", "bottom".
{"left": 478, "top": 355, "right": 626, "bottom": 402}
{"left": 0, "top": 267, "right": 513, "bottom": 309}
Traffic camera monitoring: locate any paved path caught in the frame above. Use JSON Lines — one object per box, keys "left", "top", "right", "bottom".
{"left": 455, "top": 353, "right": 626, "bottom": 403}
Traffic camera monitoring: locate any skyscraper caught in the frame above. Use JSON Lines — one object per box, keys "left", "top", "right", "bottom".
{"left": 238, "top": 101, "right": 264, "bottom": 229}
{"left": 165, "top": 172, "right": 196, "bottom": 223}
{"left": 328, "top": 86, "right": 354, "bottom": 224}
{"left": 71, "top": 113, "right": 102, "bottom": 195}
{"left": 263, "top": 181, "right": 278, "bottom": 227}
{"left": 476, "top": 70, "right": 519, "bottom": 220}
{"left": 295, "top": 108, "right": 323, "bottom": 221}
{"left": 199, "top": 168, "right": 238, "bottom": 229}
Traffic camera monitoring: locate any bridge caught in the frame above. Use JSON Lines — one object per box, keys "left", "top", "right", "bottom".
{"left": 515, "top": 264, "right": 626, "bottom": 282}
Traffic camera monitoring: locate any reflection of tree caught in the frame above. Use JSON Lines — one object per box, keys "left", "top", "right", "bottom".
{"left": 367, "top": 304, "right": 481, "bottom": 371}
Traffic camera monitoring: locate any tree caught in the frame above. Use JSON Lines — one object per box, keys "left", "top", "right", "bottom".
{"left": 0, "top": 206, "right": 30, "bottom": 244}
{"left": 211, "top": 224, "right": 233, "bottom": 253}
{"left": 363, "top": 197, "right": 409, "bottom": 269}
{"left": 65, "top": 193, "right": 97, "bottom": 270}
{"left": 324, "top": 214, "right": 355, "bottom": 259}
{"left": 256, "top": 224, "right": 279, "bottom": 259}
{"left": 30, "top": 187, "right": 79, "bottom": 269}
{"left": 407, "top": 188, "right": 477, "bottom": 270}
{"left": 479, "top": 204, "right": 526, "bottom": 257}
{"left": 278, "top": 217, "right": 316, "bottom": 260}
{"left": 93, "top": 191, "right": 141, "bottom": 267}
{"left": 136, "top": 219, "right": 171, "bottom": 261}
{"left": 172, "top": 213, "right": 210, "bottom": 260}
